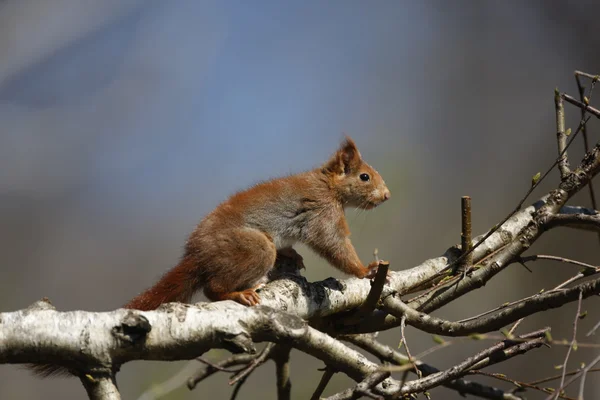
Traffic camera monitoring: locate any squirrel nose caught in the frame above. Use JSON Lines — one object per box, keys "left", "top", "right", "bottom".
{"left": 383, "top": 189, "right": 391, "bottom": 201}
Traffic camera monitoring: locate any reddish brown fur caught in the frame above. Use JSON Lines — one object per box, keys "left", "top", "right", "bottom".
{"left": 31, "top": 136, "right": 390, "bottom": 377}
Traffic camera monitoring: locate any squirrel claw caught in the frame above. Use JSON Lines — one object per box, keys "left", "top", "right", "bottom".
{"left": 233, "top": 289, "right": 261, "bottom": 306}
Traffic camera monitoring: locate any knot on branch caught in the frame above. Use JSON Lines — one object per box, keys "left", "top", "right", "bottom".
{"left": 26, "top": 298, "right": 56, "bottom": 312}
{"left": 111, "top": 311, "right": 151, "bottom": 344}
{"left": 560, "top": 169, "right": 589, "bottom": 194}
{"left": 255, "top": 306, "right": 308, "bottom": 343}
{"left": 546, "top": 189, "right": 568, "bottom": 209}
{"left": 222, "top": 331, "right": 256, "bottom": 355}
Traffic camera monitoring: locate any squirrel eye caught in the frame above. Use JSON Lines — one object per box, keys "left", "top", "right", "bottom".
{"left": 359, "top": 173, "right": 370, "bottom": 182}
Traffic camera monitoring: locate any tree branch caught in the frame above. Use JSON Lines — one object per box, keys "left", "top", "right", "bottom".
{"left": 341, "top": 334, "right": 525, "bottom": 400}
{"left": 376, "top": 278, "right": 600, "bottom": 337}
{"left": 543, "top": 211, "right": 600, "bottom": 232}
{"left": 80, "top": 373, "right": 121, "bottom": 400}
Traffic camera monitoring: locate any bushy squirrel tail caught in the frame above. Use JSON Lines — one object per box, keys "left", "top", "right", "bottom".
{"left": 124, "top": 256, "right": 201, "bottom": 311}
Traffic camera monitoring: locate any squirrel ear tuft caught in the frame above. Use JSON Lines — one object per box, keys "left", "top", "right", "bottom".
{"left": 323, "top": 136, "right": 362, "bottom": 175}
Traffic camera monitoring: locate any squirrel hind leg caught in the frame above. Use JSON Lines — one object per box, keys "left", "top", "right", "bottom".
{"left": 203, "top": 227, "right": 276, "bottom": 306}
{"left": 208, "top": 287, "right": 262, "bottom": 306}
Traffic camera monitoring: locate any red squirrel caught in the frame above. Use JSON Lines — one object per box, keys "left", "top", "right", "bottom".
{"left": 125, "top": 136, "right": 390, "bottom": 310}
{"left": 30, "top": 137, "right": 390, "bottom": 377}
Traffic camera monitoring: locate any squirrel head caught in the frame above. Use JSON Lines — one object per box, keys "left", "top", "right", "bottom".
{"left": 322, "top": 137, "right": 391, "bottom": 209}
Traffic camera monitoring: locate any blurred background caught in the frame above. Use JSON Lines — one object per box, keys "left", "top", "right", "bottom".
{"left": 1, "top": 1, "right": 599, "bottom": 398}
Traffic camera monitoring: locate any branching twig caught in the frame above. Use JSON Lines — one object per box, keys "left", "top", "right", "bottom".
{"left": 574, "top": 70, "right": 600, "bottom": 245}
{"left": 322, "top": 371, "right": 389, "bottom": 400}
{"left": 399, "top": 315, "right": 418, "bottom": 378}
{"left": 544, "top": 353, "right": 600, "bottom": 400}
{"left": 470, "top": 371, "right": 575, "bottom": 400}
{"left": 342, "top": 334, "right": 524, "bottom": 400}
{"left": 188, "top": 354, "right": 258, "bottom": 390}
{"left": 196, "top": 357, "right": 246, "bottom": 373}
{"left": 384, "top": 329, "right": 547, "bottom": 396}
{"left": 552, "top": 290, "right": 584, "bottom": 400}
{"left": 431, "top": 112, "right": 593, "bottom": 282}
{"left": 229, "top": 343, "right": 275, "bottom": 385}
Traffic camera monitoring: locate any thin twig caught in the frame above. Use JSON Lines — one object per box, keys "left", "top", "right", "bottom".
{"left": 310, "top": 368, "right": 335, "bottom": 400}
{"left": 188, "top": 354, "right": 258, "bottom": 390}
{"left": 229, "top": 343, "right": 275, "bottom": 385}
{"left": 586, "top": 320, "right": 600, "bottom": 337}
{"left": 342, "top": 334, "right": 525, "bottom": 400}
{"left": 552, "top": 290, "right": 584, "bottom": 400}
{"left": 385, "top": 330, "right": 547, "bottom": 396}
{"left": 437, "top": 254, "right": 598, "bottom": 331}
{"left": 196, "top": 356, "right": 246, "bottom": 373}
{"left": 432, "top": 113, "right": 591, "bottom": 284}
{"left": 414, "top": 338, "right": 461, "bottom": 360}
{"left": 399, "top": 315, "right": 420, "bottom": 379}
{"left": 230, "top": 374, "right": 250, "bottom": 400}
{"left": 574, "top": 70, "right": 600, "bottom": 82}
{"left": 544, "top": 353, "right": 600, "bottom": 400}
{"left": 322, "top": 371, "right": 390, "bottom": 400}
{"left": 520, "top": 255, "right": 598, "bottom": 272}
{"left": 509, "top": 268, "right": 590, "bottom": 336}
{"left": 555, "top": 89, "right": 570, "bottom": 179}
{"left": 470, "top": 371, "right": 575, "bottom": 400}
{"left": 460, "top": 196, "right": 473, "bottom": 276}
{"left": 574, "top": 70, "right": 600, "bottom": 246}
{"left": 528, "top": 368, "right": 600, "bottom": 385}
{"left": 561, "top": 93, "right": 600, "bottom": 119}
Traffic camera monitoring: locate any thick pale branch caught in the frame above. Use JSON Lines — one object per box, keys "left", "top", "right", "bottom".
{"left": 0, "top": 299, "right": 545, "bottom": 398}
